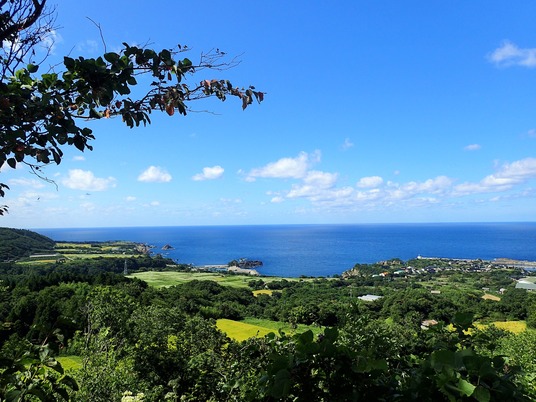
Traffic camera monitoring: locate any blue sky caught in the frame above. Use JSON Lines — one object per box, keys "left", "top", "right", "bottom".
{"left": 2, "top": 1, "right": 536, "bottom": 228}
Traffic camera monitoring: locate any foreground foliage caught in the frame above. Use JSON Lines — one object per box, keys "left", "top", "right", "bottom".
{"left": 0, "top": 0, "right": 263, "bottom": 214}
{"left": 1, "top": 230, "right": 536, "bottom": 400}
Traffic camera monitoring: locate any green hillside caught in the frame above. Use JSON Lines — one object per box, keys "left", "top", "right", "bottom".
{"left": 0, "top": 227, "right": 55, "bottom": 261}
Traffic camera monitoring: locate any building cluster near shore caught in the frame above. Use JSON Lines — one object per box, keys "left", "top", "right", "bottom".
{"left": 343, "top": 256, "right": 536, "bottom": 284}
{"left": 390, "top": 256, "right": 536, "bottom": 275}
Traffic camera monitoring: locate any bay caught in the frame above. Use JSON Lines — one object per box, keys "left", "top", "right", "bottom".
{"left": 35, "top": 222, "right": 536, "bottom": 277}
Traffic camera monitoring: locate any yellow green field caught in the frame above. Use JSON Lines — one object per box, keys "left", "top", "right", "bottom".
{"left": 56, "top": 242, "right": 93, "bottom": 249}
{"left": 492, "top": 320, "right": 527, "bottom": 334}
{"left": 57, "top": 355, "right": 83, "bottom": 371}
{"left": 217, "top": 318, "right": 323, "bottom": 341}
{"left": 127, "top": 271, "right": 309, "bottom": 289}
{"left": 127, "top": 271, "right": 258, "bottom": 288}
{"left": 61, "top": 253, "right": 139, "bottom": 259}
{"left": 217, "top": 319, "right": 274, "bottom": 341}
{"left": 253, "top": 289, "right": 275, "bottom": 296}
{"left": 241, "top": 318, "right": 323, "bottom": 336}
{"left": 475, "top": 320, "right": 527, "bottom": 334}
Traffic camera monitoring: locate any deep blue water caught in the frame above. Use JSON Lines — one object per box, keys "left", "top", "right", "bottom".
{"left": 35, "top": 223, "right": 536, "bottom": 277}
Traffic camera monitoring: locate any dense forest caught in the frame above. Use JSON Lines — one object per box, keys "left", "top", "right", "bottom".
{"left": 0, "top": 229, "right": 536, "bottom": 401}
{"left": 0, "top": 228, "right": 55, "bottom": 261}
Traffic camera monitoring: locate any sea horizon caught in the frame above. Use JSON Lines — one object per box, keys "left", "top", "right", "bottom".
{"left": 29, "top": 220, "right": 536, "bottom": 231}
{"left": 33, "top": 222, "right": 536, "bottom": 277}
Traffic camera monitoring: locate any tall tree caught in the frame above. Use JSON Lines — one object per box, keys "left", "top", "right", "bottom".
{"left": 0, "top": 0, "right": 263, "bottom": 214}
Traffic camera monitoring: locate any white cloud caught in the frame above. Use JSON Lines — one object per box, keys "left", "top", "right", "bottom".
{"left": 73, "top": 156, "right": 86, "bottom": 161}
{"left": 285, "top": 172, "right": 455, "bottom": 209}
{"left": 341, "top": 138, "right": 354, "bottom": 150}
{"left": 219, "top": 197, "right": 242, "bottom": 204}
{"left": 260, "top": 155, "right": 536, "bottom": 214}
{"left": 399, "top": 176, "right": 453, "bottom": 195}
{"left": 40, "top": 29, "right": 62, "bottom": 55}
{"left": 125, "top": 196, "right": 137, "bottom": 202}
{"left": 192, "top": 165, "right": 224, "bottom": 181}
{"left": 357, "top": 176, "right": 383, "bottom": 188}
{"left": 7, "top": 178, "right": 45, "bottom": 189}
{"left": 464, "top": 144, "right": 481, "bottom": 151}
{"left": 454, "top": 157, "right": 536, "bottom": 195}
{"left": 138, "top": 166, "right": 172, "bottom": 183}
{"left": 489, "top": 41, "right": 536, "bottom": 67}
{"left": 271, "top": 196, "right": 285, "bottom": 203}
{"left": 247, "top": 151, "right": 320, "bottom": 181}
{"left": 62, "top": 169, "right": 116, "bottom": 191}
{"left": 286, "top": 170, "right": 338, "bottom": 199}
{"left": 303, "top": 171, "right": 338, "bottom": 187}
{"left": 77, "top": 39, "right": 99, "bottom": 54}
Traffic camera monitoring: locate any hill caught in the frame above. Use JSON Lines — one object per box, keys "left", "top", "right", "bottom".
{"left": 0, "top": 227, "right": 55, "bottom": 261}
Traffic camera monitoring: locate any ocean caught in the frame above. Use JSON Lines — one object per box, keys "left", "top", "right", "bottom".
{"left": 35, "top": 222, "right": 536, "bottom": 277}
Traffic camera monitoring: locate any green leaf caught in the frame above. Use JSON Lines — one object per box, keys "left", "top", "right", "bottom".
{"left": 27, "top": 63, "right": 39, "bottom": 73}
{"left": 73, "top": 135, "right": 85, "bottom": 151}
{"left": 270, "top": 369, "right": 291, "bottom": 398}
{"left": 473, "top": 386, "right": 491, "bottom": 402}
{"left": 59, "top": 375, "right": 79, "bottom": 391}
{"left": 323, "top": 327, "right": 338, "bottom": 342}
{"left": 5, "top": 389, "right": 21, "bottom": 402}
{"left": 7, "top": 158, "right": 16, "bottom": 169}
{"left": 297, "top": 330, "right": 314, "bottom": 344}
{"left": 89, "top": 108, "right": 102, "bottom": 119}
{"left": 430, "top": 349, "right": 455, "bottom": 371}
{"left": 160, "top": 49, "right": 172, "bottom": 64}
{"left": 64, "top": 57, "right": 75, "bottom": 70}
{"left": 52, "top": 149, "right": 62, "bottom": 165}
{"left": 457, "top": 378, "right": 476, "bottom": 397}
{"left": 27, "top": 386, "right": 49, "bottom": 401}
{"left": 453, "top": 312, "right": 474, "bottom": 330}
{"left": 104, "top": 52, "right": 119, "bottom": 63}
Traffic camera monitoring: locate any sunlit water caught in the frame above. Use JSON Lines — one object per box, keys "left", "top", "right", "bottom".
{"left": 36, "top": 222, "right": 536, "bottom": 277}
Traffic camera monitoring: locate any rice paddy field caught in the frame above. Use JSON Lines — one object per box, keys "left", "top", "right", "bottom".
{"left": 491, "top": 320, "right": 527, "bottom": 334}
{"left": 216, "top": 318, "right": 322, "bottom": 341}
{"left": 475, "top": 320, "right": 528, "bottom": 334}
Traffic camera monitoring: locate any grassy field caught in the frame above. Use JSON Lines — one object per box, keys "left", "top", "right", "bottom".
{"left": 253, "top": 289, "right": 276, "bottom": 296}
{"left": 482, "top": 293, "right": 501, "bottom": 301}
{"left": 127, "top": 271, "right": 257, "bottom": 288}
{"left": 216, "top": 319, "right": 274, "bottom": 341}
{"left": 475, "top": 320, "right": 528, "bottom": 334}
{"left": 60, "top": 253, "right": 140, "bottom": 259}
{"left": 216, "top": 318, "right": 322, "bottom": 341}
{"left": 56, "top": 242, "right": 93, "bottom": 249}
{"left": 240, "top": 318, "right": 323, "bottom": 336}
{"left": 127, "top": 271, "right": 310, "bottom": 288}
{"left": 492, "top": 320, "right": 527, "bottom": 334}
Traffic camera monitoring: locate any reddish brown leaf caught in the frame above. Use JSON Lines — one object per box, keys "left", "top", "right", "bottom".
{"left": 165, "top": 104, "right": 175, "bottom": 116}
